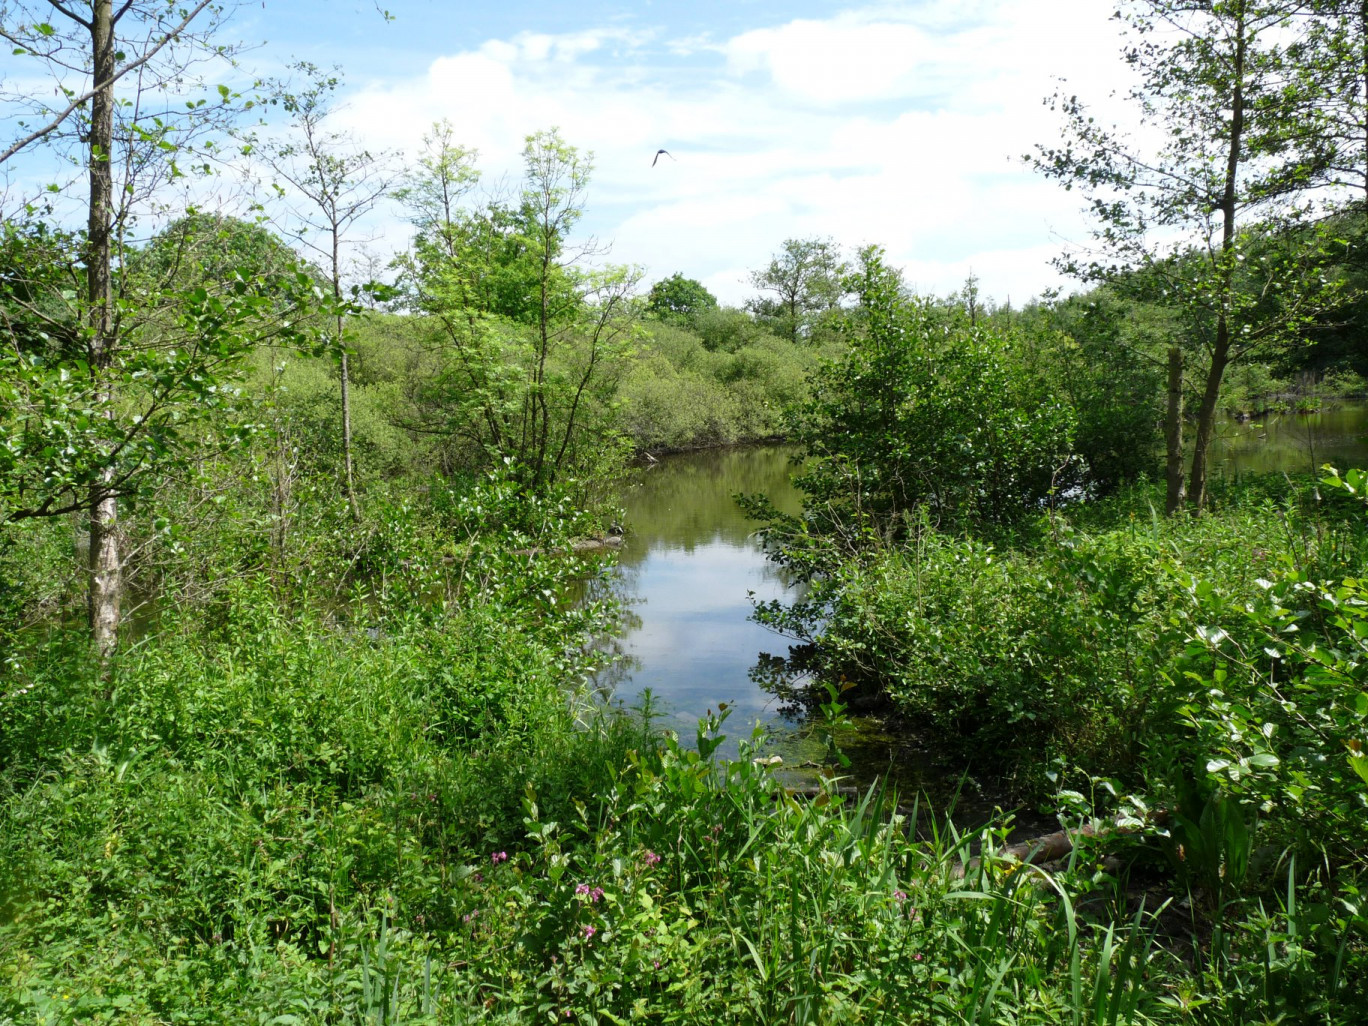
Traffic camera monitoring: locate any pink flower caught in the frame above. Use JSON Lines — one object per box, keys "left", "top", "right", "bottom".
{"left": 583, "top": 925, "right": 596, "bottom": 938}
{"left": 490, "top": 851, "right": 508, "bottom": 864}
{"left": 643, "top": 850, "right": 661, "bottom": 867}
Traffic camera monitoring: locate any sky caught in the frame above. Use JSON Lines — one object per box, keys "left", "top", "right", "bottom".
{"left": 3, "top": 0, "right": 1139, "bottom": 307}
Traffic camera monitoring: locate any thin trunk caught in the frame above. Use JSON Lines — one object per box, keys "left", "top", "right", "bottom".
{"left": 1361, "top": 1, "right": 1367, "bottom": 202}
{"left": 1188, "top": 7, "right": 1246, "bottom": 512}
{"left": 334, "top": 232, "right": 360, "bottom": 521}
{"left": 86, "top": 0, "right": 120, "bottom": 660}
{"left": 1188, "top": 347, "right": 1229, "bottom": 510}
{"left": 533, "top": 224, "right": 553, "bottom": 486}
{"left": 1165, "top": 346, "right": 1186, "bottom": 515}
{"left": 339, "top": 347, "right": 359, "bottom": 520}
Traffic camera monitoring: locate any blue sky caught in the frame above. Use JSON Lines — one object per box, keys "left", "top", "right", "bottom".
{"left": 3, "top": 1, "right": 1135, "bottom": 306}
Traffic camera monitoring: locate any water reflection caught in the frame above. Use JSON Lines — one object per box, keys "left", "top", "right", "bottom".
{"left": 597, "top": 404, "right": 1368, "bottom": 802}
{"left": 599, "top": 446, "right": 803, "bottom": 743}
{"left": 1207, "top": 401, "right": 1368, "bottom": 479}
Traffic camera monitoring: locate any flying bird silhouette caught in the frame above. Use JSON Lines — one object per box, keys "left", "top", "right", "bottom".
{"left": 652, "top": 149, "right": 676, "bottom": 167}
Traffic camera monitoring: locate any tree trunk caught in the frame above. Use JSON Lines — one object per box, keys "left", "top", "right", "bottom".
{"left": 1188, "top": 5, "right": 1245, "bottom": 513}
{"left": 88, "top": 488, "right": 120, "bottom": 659}
{"left": 86, "top": 0, "right": 120, "bottom": 659}
{"left": 1165, "top": 346, "right": 1186, "bottom": 515}
{"left": 333, "top": 237, "right": 360, "bottom": 521}
{"left": 1360, "top": 0, "right": 1367, "bottom": 203}
{"left": 1187, "top": 345, "right": 1228, "bottom": 510}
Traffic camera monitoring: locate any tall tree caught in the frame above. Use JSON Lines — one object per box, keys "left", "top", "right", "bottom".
{"left": 0, "top": 1, "right": 286, "bottom": 657}
{"left": 249, "top": 63, "right": 397, "bottom": 521}
{"left": 1034, "top": 0, "right": 1346, "bottom": 510}
{"left": 646, "top": 273, "right": 718, "bottom": 323}
{"left": 747, "top": 237, "right": 847, "bottom": 342}
{"left": 394, "top": 128, "right": 640, "bottom": 488}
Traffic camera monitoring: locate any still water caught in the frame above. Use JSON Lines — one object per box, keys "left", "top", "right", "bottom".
{"left": 1207, "top": 401, "right": 1368, "bottom": 479}
{"left": 602, "top": 446, "right": 803, "bottom": 742}
{"left": 599, "top": 403, "right": 1368, "bottom": 796}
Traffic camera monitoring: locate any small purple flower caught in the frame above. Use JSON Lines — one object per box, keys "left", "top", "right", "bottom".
{"left": 643, "top": 850, "right": 661, "bottom": 867}
{"left": 490, "top": 850, "right": 508, "bottom": 864}
{"left": 574, "top": 883, "right": 604, "bottom": 903}
{"left": 893, "top": 889, "right": 907, "bottom": 902}
{"left": 583, "top": 925, "right": 596, "bottom": 938}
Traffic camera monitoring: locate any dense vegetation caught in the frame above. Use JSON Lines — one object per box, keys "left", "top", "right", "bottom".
{"left": 3, "top": 0, "right": 1368, "bottom": 1023}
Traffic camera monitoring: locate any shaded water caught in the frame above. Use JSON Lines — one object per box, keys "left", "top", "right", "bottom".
{"left": 1207, "top": 401, "right": 1368, "bottom": 479}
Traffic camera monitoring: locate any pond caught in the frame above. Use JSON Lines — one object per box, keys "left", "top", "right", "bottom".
{"left": 598, "top": 402, "right": 1368, "bottom": 811}
{"left": 600, "top": 445, "right": 1032, "bottom": 814}
{"left": 1206, "top": 401, "right": 1368, "bottom": 479}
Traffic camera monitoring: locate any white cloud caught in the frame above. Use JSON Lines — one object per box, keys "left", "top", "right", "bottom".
{"left": 334, "top": 1, "right": 1136, "bottom": 306}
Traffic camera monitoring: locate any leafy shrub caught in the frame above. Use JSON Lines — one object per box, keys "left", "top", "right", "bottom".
{"left": 785, "top": 251, "right": 1076, "bottom": 536}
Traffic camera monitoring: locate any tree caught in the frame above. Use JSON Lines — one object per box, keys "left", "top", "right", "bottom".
{"left": 747, "top": 237, "right": 847, "bottom": 342}
{"left": 394, "top": 128, "right": 640, "bottom": 489}
{"left": 646, "top": 273, "right": 717, "bottom": 323}
{"left": 766, "top": 248, "right": 1075, "bottom": 548}
{"left": 0, "top": 1, "right": 299, "bottom": 658}
{"left": 1033, "top": 0, "right": 1347, "bottom": 510}
{"left": 248, "top": 62, "right": 397, "bottom": 521}
{"left": 1306, "top": 1, "right": 1368, "bottom": 200}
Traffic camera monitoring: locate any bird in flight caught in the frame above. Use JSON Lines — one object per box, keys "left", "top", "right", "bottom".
{"left": 652, "top": 149, "right": 676, "bottom": 167}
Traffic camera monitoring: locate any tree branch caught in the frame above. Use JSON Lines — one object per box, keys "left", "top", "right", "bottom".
{"left": 45, "top": 0, "right": 91, "bottom": 30}
{"left": 0, "top": 0, "right": 216, "bottom": 167}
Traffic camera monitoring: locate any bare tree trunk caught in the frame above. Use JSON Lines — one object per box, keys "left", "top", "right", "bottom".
{"left": 88, "top": 487, "right": 120, "bottom": 658}
{"left": 1188, "top": 7, "right": 1245, "bottom": 513}
{"left": 340, "top": 347, "right": 359, "bottom": 521}
{"left": 333, "top": 237, "right": 360, "bottom": 522}
{"left": 86, "top": 0, "right": 120, "bottom": 659}
{"left": 1165, "top": 346, "right": 1186, "bottom": 515}
{"left": 1188, "top": 345, "right": 1229, "bottom": 510}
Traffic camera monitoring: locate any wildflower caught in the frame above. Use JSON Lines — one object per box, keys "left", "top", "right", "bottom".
{"left": 574, "top": 883, "right": 604, "bottom": 903}
{"left": 583, "top": 925, "right": 596, "bottom": 938}
{"left": 643, "top": 849, "right": 661, "bottom": 867}
{"left": 491, "top": 850, "right": 509, "bottom": 864}
{"left": 892, "top": 889, "right": 907, "bottom": 902}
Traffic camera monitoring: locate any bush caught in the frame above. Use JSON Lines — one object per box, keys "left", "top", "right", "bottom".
{"left": 782, "top": 250, "right": 1076, "bottom": 537}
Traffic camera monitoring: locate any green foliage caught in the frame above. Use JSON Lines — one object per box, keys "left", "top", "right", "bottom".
{"left": 1017, "top": 288, "right": 1167, "bottom": 493}
{"left": 392, "top": 128, "right": 640, "bottom": 488}
{"left": 0, "top": 231, "right": 327, "bottom": 524}
{"left": 747, "top": 236, "right": 848, "bottom": 343}
{"left": 646, "top": 272, "right": 717, "bottom": 324}
{"left": 617, "top": 322, "right": 816, "bottom": 450}
{"left": 1160, "top": 466, "right": 1368, "bottom": 864}
{"left": 691, "top": 303, "right": 770, "bottom": 353}
{"left": 778, "top": 249, "right": 1076, "bottom": 539}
